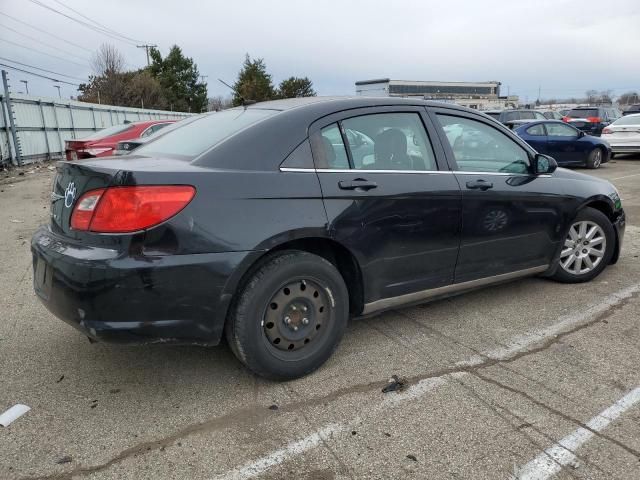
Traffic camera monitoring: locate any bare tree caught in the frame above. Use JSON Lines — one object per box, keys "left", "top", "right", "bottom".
{"left": 208, "top": 95, "right": 233, "bottom": 111}
{"left": 91, "top": 44, "right": 125, "bottom": 76}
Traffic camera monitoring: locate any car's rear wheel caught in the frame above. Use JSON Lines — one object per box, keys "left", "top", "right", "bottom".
{"left": 226, "top": 250, "right": 349, "bottom": 380}
{"left": 586, "top": 148, "right": 604, "bottom": 169}
{"left": 552, "top": 207, "right": 614, "bottom": 283}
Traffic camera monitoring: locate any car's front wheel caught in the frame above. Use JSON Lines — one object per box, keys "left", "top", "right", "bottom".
{"left": 552, "top": 207, "right": 615, "bottom": 283}
{"left": 226, "top": 250, "right": 349, "bottom": 380}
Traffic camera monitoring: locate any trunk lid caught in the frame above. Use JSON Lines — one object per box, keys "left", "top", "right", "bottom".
{"left": 50, "top": 161, "right": 117, "bottom": 236}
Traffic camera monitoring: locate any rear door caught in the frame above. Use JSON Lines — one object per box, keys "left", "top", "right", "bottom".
{"left": 429, "top": 108, "right": 568, "bottom": 283}
{"left": 520, "top": 123, "right": 548, "bottom": 155}
{"left": 310, "top": 106, "right": 462, "bottom": 304}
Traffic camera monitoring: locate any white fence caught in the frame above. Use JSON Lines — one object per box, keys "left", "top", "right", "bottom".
{"left": 0, "top": 92, "right": 191, "bottom": 166}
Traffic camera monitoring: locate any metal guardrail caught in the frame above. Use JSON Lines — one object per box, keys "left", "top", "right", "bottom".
{"left": 0, "top": 71, "right": 191, "bottom": 166}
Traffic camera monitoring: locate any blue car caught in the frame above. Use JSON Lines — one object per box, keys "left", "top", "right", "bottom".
{"left": 514, "top": 120, "right": 611, "bottom": 169}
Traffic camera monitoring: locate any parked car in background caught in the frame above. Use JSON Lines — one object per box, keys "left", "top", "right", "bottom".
{"left": 543, "top": 111, "right": 563, "bottom": 120}
{"left": 514, "top": 120, "right": 611, "bottom": 169}
{"left": 622, "top": 104, "right": 640, "bottom": 116}
{"left": 562, "top": 106, "right": 621, "bottom": 136}
{"left": 484, "top": 109, "right": 547, "bottom": 129}
{"left": 65, "top": 120, "right": 175, "bottom": 160}
{"left": 32, "top": 97, "right": 625, "bottom": 379}
{"left": 601, "top": 114, "right": 640, "bottom": 156}
{"left": 114, "top": 117, "right": 197, "bottom": 155}
{"left": 558, "top": 109, "right": 570, "bottom": 116}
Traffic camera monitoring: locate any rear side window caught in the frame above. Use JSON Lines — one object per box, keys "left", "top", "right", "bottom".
{"left": 135, "top": 109, "right": 277, "bottom": 160}
{"left": 503, "top": 111, "right": 519, "bottom": 122}
{"left": 437, "top": 114, "right": 530, "bottom": 173}
{"left": 315, "top": 113, "right": 437, "bottom": 171}
{"left": 520, "top": 112, "right": 536, "bottom": 119}
{"left": 526, "top": 124, "right": 546, "bottom": 136}
{"left": 612, "top": 115, "right": 640, "bottom": 126}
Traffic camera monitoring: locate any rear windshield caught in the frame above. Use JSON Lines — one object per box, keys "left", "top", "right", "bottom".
{"left": 135, "top": 109, "right": 277, "bottom": 160}
{"left": 567, "top": 109, "right": 598, "bottom": 118}
{"left": 612, "top": 115, "right": 640, "bottom": 126}
{"left": 503, "top": 111, "right": 519, "bottom": 121}
{"left": 80, "top": 123, "right": 133, "bottom": 140}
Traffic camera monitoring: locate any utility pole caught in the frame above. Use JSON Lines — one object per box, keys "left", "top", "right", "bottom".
{"left": 20, "top": 80, "right": 29, "bottom": 95}
{"left": 200, "top": 75, "right": 208, "bottom": 84}
{"left": 137, "top": 44, "right": 158, "bottom": 66}
{"left": 2, "top": 69, "right": 21, "bottom": 165}
{"left": 54, "top": 85, "right": 61, "bottom": 99}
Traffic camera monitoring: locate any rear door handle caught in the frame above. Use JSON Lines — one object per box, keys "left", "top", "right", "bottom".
{"left": 465, "top": 179, "right": 493, "bottom": 191}
{"left": 338, "top": 179, "right": 378, "bottom": 191}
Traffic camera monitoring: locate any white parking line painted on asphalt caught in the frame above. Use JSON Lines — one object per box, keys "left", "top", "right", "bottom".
{"left": 213, "top": 423, "right": 343, "bottom": 480}
{"left": 214, "top": 283, "right": 640, "bottom": 479}
{"left": 611, "top": 172, "right": 640, "bottom": 181}
{"left": 515, "top": 386, "right": 640, "bottom": 480}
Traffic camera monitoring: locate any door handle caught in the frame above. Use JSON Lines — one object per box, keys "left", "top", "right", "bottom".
{"left": 466, "top": 179, "right": 493, "bottom": 191}
{"left": 338, "top": 179, "right": 378, "bottom": 191}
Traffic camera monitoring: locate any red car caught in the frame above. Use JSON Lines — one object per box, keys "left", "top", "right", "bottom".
{"left": 65, "top": 120, "right": 175, "bottom": 160}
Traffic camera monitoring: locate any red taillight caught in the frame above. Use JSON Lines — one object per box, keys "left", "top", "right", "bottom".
{"left": 587, "top": 117, "right": 602, "bottom": 123}
{"left": 562, "top": 116, "right": 569, "bottom": 122}
{"left": 602, "top": 128, "right": 612, "bottom": 135}
{"left": 70, "top": 186, "right": 195, "bottom": 233}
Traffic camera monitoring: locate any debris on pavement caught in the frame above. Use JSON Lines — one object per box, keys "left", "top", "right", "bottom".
{"left": 0, "top": 404, "right": 31, "bottom": 427}
{"left": 406, "top": 454, "right": 418, "bottom": 462}
{"left": 268, "top": 404, "right": 279, "bottom": 410}
{"left": 382, "top": 375, "right": 406, "bottom": 393}
{"left": 56, "top": 375, "right": 65, "bottom": 383}
{"left": 56, "top": 456, "right": 72, "bottom": 464}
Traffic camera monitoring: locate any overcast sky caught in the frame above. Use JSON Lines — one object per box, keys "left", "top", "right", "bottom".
{"left": 2, "top": 0, "right": 639, "bottom": 104}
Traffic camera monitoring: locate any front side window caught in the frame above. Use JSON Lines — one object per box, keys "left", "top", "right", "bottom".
{"left": 526, "top": 124, "right": 546, "bottom": 136}
{"left": 546, "top": 123, "right": 578, "bottom": 137}
{"left": 437, "top": 114, "right": 530, "bottom": 174}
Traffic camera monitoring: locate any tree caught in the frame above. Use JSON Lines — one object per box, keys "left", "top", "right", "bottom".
{"left": 91, "top": 43, "right": 125, "bottom": 76}
{"left": 208, "top": 95, "right": 233, "bottom": 111}
{"left": 276, "top": 77, "right": 316, "bottom": 99}
{"left": 149, "top": 45, "right": 207, "bottom": 112}
{"left": 232, "top": 54, "right": 275, "bottom": 106}
{"left": 124, "top": 71, "right": 167, "bottom": 110}
{"left": 618, "top": 91, "right": 640, "bottom": 106}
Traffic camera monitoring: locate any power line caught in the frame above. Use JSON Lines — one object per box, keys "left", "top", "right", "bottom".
{"left": 0, "top": 63, "right": 80, "bottom": 86}
{"left": 27, "top": 0, "right": 144, "bottom": 46}
{"left": 0, "top": 57, "right": 85, "bottom": 81}
{"left": 0, "top": 22, "right": 91, "bottom": 64}
{"left": 51, "top": 0, "right": 145, "bottom": 44}
{"left": 0, "top": 10, "right": 93, "bottom": 54}
{"left": 0, "top": 38, "right": 88, "bottom": 68}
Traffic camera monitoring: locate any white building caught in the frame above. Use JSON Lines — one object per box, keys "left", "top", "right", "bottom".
{"left": 355, "top": 78, "right": 518, "bottom": 110}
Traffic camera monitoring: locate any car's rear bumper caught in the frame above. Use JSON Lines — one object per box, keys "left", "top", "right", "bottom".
{"left": 31, "top": 226, "right": 257, "bottom": 345}
{"left": 610, "top": 145, "right": 640, "bottom": 153}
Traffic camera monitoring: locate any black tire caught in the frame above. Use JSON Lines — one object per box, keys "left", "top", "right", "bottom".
{"left": 610, "top": 153, "right": 616, "bottom": 160}
{"left": 551, "top": 207, "right": 615, "bottom": 283}
{"left": 225, "top": 250, "right": 349, "bottom": 380}
{"left": 586, "top": 147, "right": 604, "bottom": 169}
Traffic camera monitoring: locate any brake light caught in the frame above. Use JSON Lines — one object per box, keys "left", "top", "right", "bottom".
{"left": 587, "top": 117, "right": 602, "bottom": 123}
{"left": 562, "top": 116, "right": 569, "bottom": 122}
{"left": 70, "top": 186, "right": 196, "bottom": 233}
{"left": 602, "top": 128, "right": 612, "bottom": 135}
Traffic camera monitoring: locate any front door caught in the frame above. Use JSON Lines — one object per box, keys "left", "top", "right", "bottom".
{"left": 310, "top": 107, "right": 462, "bottom": 304}
{"left": 545, "top": 122, "right": 583, "bottom": 164}
{"left": 431, "top": 110, "right": 568, "bottom": 283}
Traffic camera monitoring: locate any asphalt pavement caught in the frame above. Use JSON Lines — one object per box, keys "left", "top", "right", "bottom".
{"left": 1, "top": 155, "right": 640, "bottom": 480}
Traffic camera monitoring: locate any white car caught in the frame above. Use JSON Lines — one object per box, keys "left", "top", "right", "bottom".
{"left": 602, "top": 114, "right": 640, "bottom": 156}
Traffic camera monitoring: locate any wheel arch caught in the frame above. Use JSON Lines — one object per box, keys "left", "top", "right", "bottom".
{"left": 220, "top": 235, "right": 365, "bottom": 339}
{"left": 578, "top": 197, "right": 621, "bottom": 264}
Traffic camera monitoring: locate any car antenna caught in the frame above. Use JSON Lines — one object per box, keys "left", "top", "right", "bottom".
{"left": 218, "top": 79, "right": 256, "bottom": 109}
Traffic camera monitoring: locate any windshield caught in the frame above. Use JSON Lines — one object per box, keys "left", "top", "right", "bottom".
{"left": 135, "top": 109, "right": 278, "bottom": 159}
{"left": 80, "top": 123, "right": 133, "bottom": 140}
{"left": 568, "top": 109, "right": 598, "bottom": 118}
{"left": 612, "top": 115, "right": 640, "bottom": 126}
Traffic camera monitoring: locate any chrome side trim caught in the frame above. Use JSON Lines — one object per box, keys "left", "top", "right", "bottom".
{"left": 279, "top": 167, "right": 317, "bottom": 172}
{"left": 361, "top": 265, "right": 548, "bottom": 315}
{"left": 279, "top": 167, "right": 552, "bottom": 177}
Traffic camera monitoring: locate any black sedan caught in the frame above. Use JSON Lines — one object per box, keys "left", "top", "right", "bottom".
{"left": 514, "top": 120, "right": 611, "bottom": 169}
{"left": 32, "top": 97, "right": 625, "bottom": 379}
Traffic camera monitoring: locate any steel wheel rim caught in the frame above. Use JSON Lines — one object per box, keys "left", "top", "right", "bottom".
{"left": 560, "top": 221, "right": 606, "bottom": 275}
{"left": 262, "top": 278, "right": 331, "bottom": 357}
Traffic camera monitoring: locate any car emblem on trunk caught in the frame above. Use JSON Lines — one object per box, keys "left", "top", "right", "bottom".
{"left": 64, "top": 182, "right": 77, "bottom": 208}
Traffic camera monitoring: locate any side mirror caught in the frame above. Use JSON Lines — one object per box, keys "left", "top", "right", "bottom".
{"left": 578, "top": 130, "right": 585, "bottom": 138}
{"left": 534, "top": 154, "right": 557, "bottom": 174}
